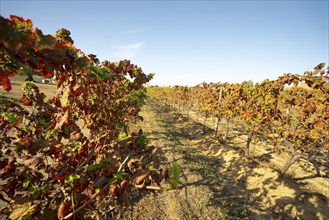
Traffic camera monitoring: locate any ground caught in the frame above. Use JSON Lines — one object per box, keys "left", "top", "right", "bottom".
{"left": 125, "top": 100, "right": 328, "bottom": 220}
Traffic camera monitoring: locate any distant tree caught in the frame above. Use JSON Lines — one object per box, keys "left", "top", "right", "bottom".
{"left": 242, "top": 80, "right": 254, "bottom": 87}
{"left": 17, "top": 66, "right": 39, "bottom": 82}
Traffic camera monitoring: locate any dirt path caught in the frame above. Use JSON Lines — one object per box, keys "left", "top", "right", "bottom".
{"left": 125, "top": 100, "right": 226, "bottom": 219}
{"left": 125, "top": 99, "right": 328, "bottom": 220}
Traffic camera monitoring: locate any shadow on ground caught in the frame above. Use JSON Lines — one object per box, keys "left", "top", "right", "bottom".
{"left": 149, "top": 100, "right": 329, "bottom": 220}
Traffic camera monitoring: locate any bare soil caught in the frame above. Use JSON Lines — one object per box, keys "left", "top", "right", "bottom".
{"left": 125, "top": 100, "right": 329, "bottom": 220}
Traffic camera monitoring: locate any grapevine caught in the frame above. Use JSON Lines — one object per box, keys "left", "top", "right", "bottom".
{"left": 0, "top": 15, "right": 178, "bottom": 219}
{"left": 148, "top": 64, "right": 329, "bottom": 173}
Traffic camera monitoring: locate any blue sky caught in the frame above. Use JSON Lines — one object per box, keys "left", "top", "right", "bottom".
{"left": 1, "top": 1, "right": 328, "bottom": 86}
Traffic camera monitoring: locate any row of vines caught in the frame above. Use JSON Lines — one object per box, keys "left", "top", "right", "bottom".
{"left": 0, "top": 15, "right": 179, "bottom": 219}
{"left": 148, "top": 64, "right": 329, "bottom": 174}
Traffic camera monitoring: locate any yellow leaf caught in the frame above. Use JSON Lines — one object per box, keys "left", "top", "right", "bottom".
{"left": 60, "top": 89, "right": 70, "bottom": 107}
{"left": 314, "top": 121, "right": 326, "bottom": 130}
{"left": 316, "top": 103, "right": 326, "bottom": 111}
{"left": 9, "top": 203, "right": 37, "bottom": 220}
{"left": 309, "top": 129, "right": 319, "bottom": 140}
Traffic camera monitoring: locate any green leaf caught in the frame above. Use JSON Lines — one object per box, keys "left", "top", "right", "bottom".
{"left": 22, "top": 81, "right": 37, "bottom": 91}
{"left": 136, "top": 132, "right": 150, "bottom": 149}
{"left": 10, "top": 15, "right": 33, "bottom": 30}
{"left": 45, "top": 129, "right": 59, "bottom": 140}
{"left": 110, "top": 171, "right": 128, "bottom": 184}
{"left": 172, "top": 162, "right": 181, "bottom": 181}
{"left": 37, "top": 118, "right": 50, "bottom": 128}
{"left": 87, "top": 94, "right": 98, "bottom": 105}
{"left": 23, "top": 180, "right": 30, "bottom": 188}
{"left": 90, "top": 65, "right": 109, "bottom": 80}
{"left": 28, "top": 185, "right": 41, "bottom": 198}
{"left": 166, "top": 162, "right": 181, "bottom": 189}
{"left": 36, "top": 34, "right": 56, "bottom": 50}
{"left": 116, "top": 133, "right": 131, "bottom": 142}
{"left": 65, "top": 174, "right": 80, "bottom": 186}
{"left": 1, "top": 112, "right": 18, "bottom": 124}
{"left": 87, "top": 163, "right": 103, "bottom": 171}
{"left": 66, "top": 141, "right": 82, "bottom": 152}
{"left": 87, "top": 158, "right": 112, "bottom": 171}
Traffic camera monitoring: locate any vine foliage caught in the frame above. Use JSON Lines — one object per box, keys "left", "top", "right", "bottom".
{"left": 1, "top": 15, "right": 177, "bottom": 219}
{"left": 148, "top": 64, "right": 329, "bottom": 173}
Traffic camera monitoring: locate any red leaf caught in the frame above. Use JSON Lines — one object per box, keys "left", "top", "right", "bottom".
{"left": 1, "top": 78, "right": 11, "bottom": 91}
{"left": 135, "top": 170, "right": 152, "bottom": 185}
{"left": 27, "top": 57, "right": 42, "bottom": 71}
{"left": 20, "top": 95, "right": 32, "bottom": 106}
{"left": 9, "top": 15, "right": 33, "bottom": 29}
{"left": 0, "top": 71, "right": 16, "bottom": 79}
{"left": 120, "top": 180, "right": 129, "bottom": 189}
{"left": 110, "top": 185, "right": 120, "bottom": 198}
{"left": 58, "top": 202, "right": 70, "bottom": 219}
{"left": 10, "top": 15, "right": 25, "bottom": 23}
{"left": 41, "top": 67, "right": 53, "bottom": 78}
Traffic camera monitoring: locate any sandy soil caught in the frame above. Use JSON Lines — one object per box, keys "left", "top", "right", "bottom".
{"left": 124, "top": 99, "right": 329, "bottom": 220}
{"left": 124, "top": 100, "right": 227, "bottom": 220}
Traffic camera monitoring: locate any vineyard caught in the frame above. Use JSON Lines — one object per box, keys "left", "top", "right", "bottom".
{"left": 148, "top": 67, "right": 329, "bottom": 174}
{"left": 1, "top": 15, "right": 329, "bottom": 220}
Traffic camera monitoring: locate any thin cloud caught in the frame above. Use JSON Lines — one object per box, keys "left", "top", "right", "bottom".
{"left": 117, "top": 42, "right": 144, "bottom": 50}
{"left": 124, "top": 27, "right": 148, "bottom": 34}
{"left": 113, "top": 42, "right": 145, "bottom": 59}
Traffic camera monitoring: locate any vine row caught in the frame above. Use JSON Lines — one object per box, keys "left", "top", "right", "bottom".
{"left": 148, "top": 64, "right": 329, "bottom": 174}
